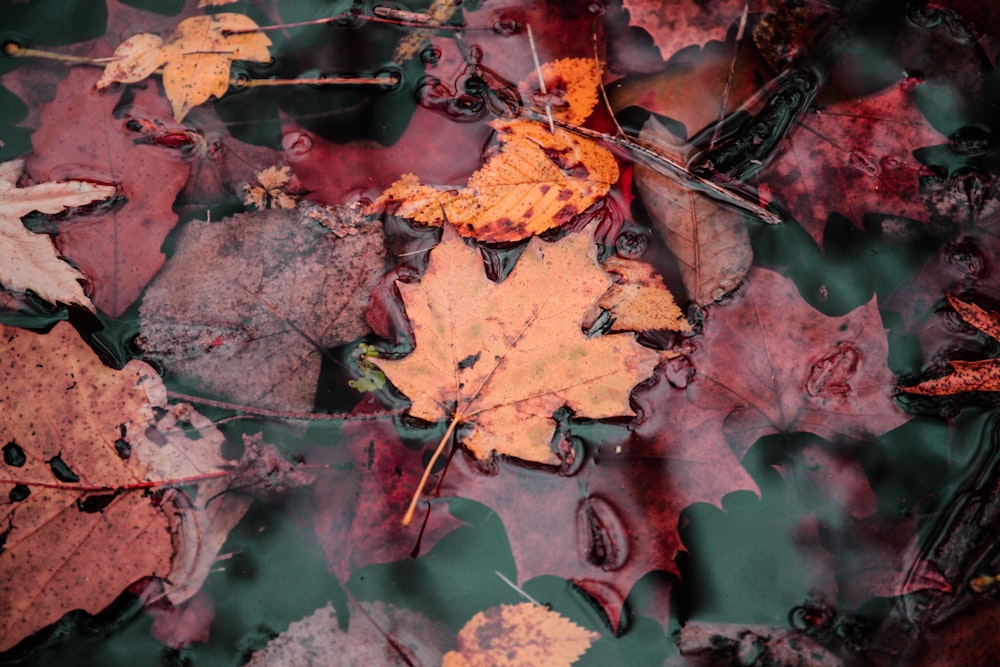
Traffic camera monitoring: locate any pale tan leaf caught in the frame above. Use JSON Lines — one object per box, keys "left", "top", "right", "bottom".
{"left": 442, "top": 603, "right": 600, "bottom": 667}
{"left": 96, "top": 33, "right": 166, "bottom": 88}
{"left": 375, "top": 225, "right": 658, "bottom": 464}
{"left": 635, "top": 117, "right": 752, "bottom": 305}
{"left": 0, "top": 159, "right": 116, "bottom": 310}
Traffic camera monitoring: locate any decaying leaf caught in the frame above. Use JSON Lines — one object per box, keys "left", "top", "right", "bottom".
{"left": 138, "top": 207, "right": 385, "bottom": 412}
{"left": 620, "top": 0, "right": 764, "bottom": 61}
{"left": 442, "top": 603, "right": 600, "bottom": 667}
{"left": 634, "top": 117, "right": 752, "bottom": 305}
{"left": 243, "top": 164, "right": 297, "bottom": 210}
{"left": 372, "top": 59, "right": 618, "bottom": 243}
{"left": 375, "top": 225, "right": 659, "bottom": 464}
{"left": 517, "top": 57, "right": 601, "bottom": 126}
{"left": 0, "top": 323, "right": 257, "bottom": 651}
{"left": 900, "top": 293, "right": 1000, "bottom": 395}
{"left": 0, "top": 158, "right": 115, "bottom": 310}
{"left": 246, "top": 599, "right": 450, "bottom": 666}
{"left": 595, "top": 255, "right": 691, "bottom": 333}
{"left": 97, "top": 13, "right": 272, "bottom": 121}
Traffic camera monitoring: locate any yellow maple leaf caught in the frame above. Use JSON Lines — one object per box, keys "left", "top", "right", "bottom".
{"left": 243, "top": 164, "right": 297, "bottom": 210}
{"left": 372, "top": 59, "right": 618, "bottom": 243}
{"left": 97, "top": 13, "right": 272, "bottom": 121}
{"left": 442, "top": 603, "right": 600, "bottom": 667}
{"left": 374, "top": 225, "right": 658, "bottom": 465}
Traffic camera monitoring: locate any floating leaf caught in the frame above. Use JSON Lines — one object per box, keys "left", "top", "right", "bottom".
{"left": 900, "top": 293, "right": 1000, "bottom": 395}
{"left": 442, "top": 603, "right": 600, "bottom": 667}
{"left": 595, "top": 255, "right": 690, "bottom": 333}
{"left": 374, "top": 225, "right": 658, "bottom": 464}
{"left": 0, "top": 158, "right": 114, "bottom": 310}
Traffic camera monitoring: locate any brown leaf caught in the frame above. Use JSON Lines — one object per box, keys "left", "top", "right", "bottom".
{"left": 634, "top": 116, "right": 753, "bottom": 305}
{"left": 442, "top": 603, "right": 600, "bottom": 667}
{"left": 0, "top": 323, "right": 239, "bottom": 651}
{"left": 900, "top": 293, "right": 1000, "bottom": 395}
{"left": 620, "top": 0, "right": 764, "bottom": 61}
{"left": 138, "top": 207, "right": 385, "bottom": 412}
{"left": 0, "top": 159, "right": 115, "bottom": 310}
{"left": 595, "top": 255, "right": 690, "bottom": 333}
{"left": 375, "top": 225, "right": 659, "bottom": 464}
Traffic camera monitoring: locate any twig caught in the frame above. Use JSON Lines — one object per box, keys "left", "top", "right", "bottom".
{"left": 526, "top": 24, "right": 555, "bottom": 135}
{"left": 711, "top": 1, "right": 750, "bottom": 149}
{"left": 496, "top": 571, "right": 543, "bottom": 606}
{"left": 166, "top": 390, "right": 403, "bottom": 421}
{"left": 402, "top": 411, "right": 461, "bottom": 526}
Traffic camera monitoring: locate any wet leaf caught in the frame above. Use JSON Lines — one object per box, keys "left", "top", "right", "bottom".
{"left": 672, "top": 267, "right": 908, "bottom": 459}
{"left": 139, "top": 206, "right": 384, "bottom": 412}
{"left": 372, "top": 59, "right": 618, "bottom": 243}
{"left": 25, "top": 68, "right": 191, "bottom": 316}
{"left": 246, "top": 600, "right": 449, "bottom": 667}
{"left": 97, "top": 13, "right": 272, "bottom": 121}
{"left": 634, "top": 116, "right": 753, "bottom": 305}
{"left": 442, "top": 603, "right": 599, "bottom": 667}
{"left": 619, "top": 0, "right": 763, "bottom": 62}
{"left": 900, "top": 293, "right": 1000, "bottom": 395}
{"left": 0, "top": 323, "right": 249, "bottom": 651}
{"left": 243, "top": 164, "right": 296, "bottom": 210}
{"left": 593, "top": 256, "right": 690, "bottom": 333}
{"left": 0, "top": 158, "right": 115, "bottom": 310}
{"left": 374, "top": 225, "right": 659, "bottom": 464}
{"left": 757, "top": 78, "right": 947, "bottom": 244}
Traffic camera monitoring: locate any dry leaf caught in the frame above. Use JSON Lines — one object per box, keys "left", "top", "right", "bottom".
{"left": 634, "top": 117, "right": 752, "bottom": 305}
{"left": 97, "top": 13, "right": 272, "bottom": 121}
{"left": 0, "top": 323, "right": 247, "bottom": 650}
{"left": 372, "top": 59, "right": 617, "bottom": 243}
{"left": 517, "top": 57, "right": 601, "bottom": 126}
{"left": 442, "top": 603, "right": 600, "bottom": 667}
{"left": 900, "top": 293, "right": 1000, "bottom": 394}
{"left": 0, "top": 158, "right": 115, "bottom": 311}
{"left": 596, "top": 255, "right": 691, "bottom": 332}
{"left": 375, "top": 225, "right": 658, "bottom": 464}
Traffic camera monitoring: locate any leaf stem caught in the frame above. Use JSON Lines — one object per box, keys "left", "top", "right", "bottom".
{"left": 234, "top": 75, "right": 397, "bottom": 88}
{"left": 2, "top": 42, "right": 108, "bottom": 65}
{"left": 402, "top": 411, "right": 461, "bottom": 526}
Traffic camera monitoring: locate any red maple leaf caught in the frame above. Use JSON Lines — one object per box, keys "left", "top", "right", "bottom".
{"left": 684, "top": 267, "right": 908, "bottom": 459}
{"left": 756, "top": 78, "right": 946, "bottom": 245}
{"left": 24, "top": 68, "right": 190, "bottom": 316}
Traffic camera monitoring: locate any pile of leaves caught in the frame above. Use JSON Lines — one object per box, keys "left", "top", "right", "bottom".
{"left": 4, "top": 0, "right": 1000, "bottom": 665}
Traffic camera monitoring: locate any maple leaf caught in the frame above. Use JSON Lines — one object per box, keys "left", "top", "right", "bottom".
{"left": 243, "top": 164, "right": 297, "bottom": 210}
{"left": 634, "top": 117, "right": 753, "bottom": 305}
{"left": 678, "top": 267, "right": 908, "bottom": 459}
{"left": 442, "top": 603, "right": 600, "bottom": 667}
{"left": 899, "top": 293, "right": 1000, "bottom": 395}
{"left": 374, "top": 225, "right": 659, "bottom": 465}
{"left": 372, "top": 59, "right": 619, "bottom": 243}
{"left": 620, "top": 0, "right": 765, "bottom": 62}
{"left": 139, "top": 207, "right": 385, "bottom": 412}
{"left": 97, "top": 13, "right": 272, "bottom": 121}
{"left": 26, "top": 68, "right": 191, "bottom": 316}
{"left": 756, "top": 78, "right": 947, "bottom": 244}
{"left": 0, "top": 158, "right": 114, "bottom": 311}
{"left": 0, "top": 323, "right": 262, "bottom": 651}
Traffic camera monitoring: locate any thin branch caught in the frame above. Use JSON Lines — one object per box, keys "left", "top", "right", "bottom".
{"left": 402, "top": 411, "right": 461, "bottom": 526}
{"left": 711, "top": 0, "right": 750, "bottom": 149}
{"left": 526, "top": 24, "right": 555, "bottom": 135}
{"left": 496, "top": 570, "right": 543, "bottom": 606}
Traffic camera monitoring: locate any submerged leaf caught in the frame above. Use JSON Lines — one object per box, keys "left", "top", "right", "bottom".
{"left": 635, "top": 117, "right": 752, "bottom": 305}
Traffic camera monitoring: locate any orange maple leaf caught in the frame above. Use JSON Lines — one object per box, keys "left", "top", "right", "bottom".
{"left": 900, "top": 293, "right": 1000, "bottom": 395}
{"left": 443, "top": 603, "right": 600, "bottom": 667}
{"left": 375, "top": 225, "right": 658, "bottom": 467}
{"left": 372, "top": 58, "right": 618, "bottom": 243}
